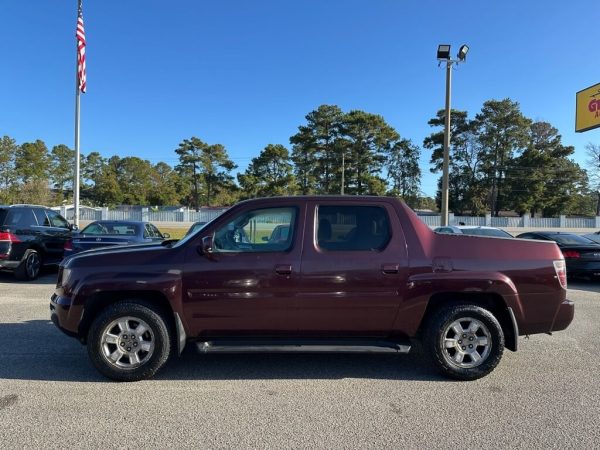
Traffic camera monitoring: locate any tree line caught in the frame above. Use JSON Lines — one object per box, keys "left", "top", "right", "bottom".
{"left": 426, "top": 98, "right": 597, "bottom": 216}
{"left": 1, "top": 99, "right": 598, "bottom": 216}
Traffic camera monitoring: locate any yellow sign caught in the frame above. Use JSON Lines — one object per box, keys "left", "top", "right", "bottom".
{"left": 576, "top": 82, "right": 600, "bottom": 132}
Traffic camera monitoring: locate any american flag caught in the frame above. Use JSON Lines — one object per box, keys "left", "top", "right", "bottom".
{"left": 76, "top": 0, "right": 86, "bottom": 93}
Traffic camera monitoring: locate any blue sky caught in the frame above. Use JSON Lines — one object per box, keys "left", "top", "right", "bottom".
{"left": 1, "top": 0, "right": 599, "bottom": 196}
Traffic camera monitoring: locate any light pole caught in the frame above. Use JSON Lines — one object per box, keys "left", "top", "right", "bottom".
{"left": 341, "top": 151, "right": 345, "bottom": 195}
{"left": 437, "top": 44, "right": 469, "bottom": 226}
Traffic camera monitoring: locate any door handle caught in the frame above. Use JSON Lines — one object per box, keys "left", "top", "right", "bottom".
{"left": 381, "top": 263, "right": 399, "bottom": 274}
{"left": 274, "top": 264, "right": 293, "bottom": 275}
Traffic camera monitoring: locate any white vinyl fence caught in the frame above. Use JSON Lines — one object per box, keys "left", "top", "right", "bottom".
{"left": 53, "top": 205, "right": 600, "bottom": 230}
{"left": 55, "top": 206, "right": 228, "bottom": 224}
{"left": 417, "top": 213, "right": 600, "bottom": 230}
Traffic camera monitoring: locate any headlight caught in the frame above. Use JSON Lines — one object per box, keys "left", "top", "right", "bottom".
{"left": 62, "top": 268, "right": 72, "bottom": 286}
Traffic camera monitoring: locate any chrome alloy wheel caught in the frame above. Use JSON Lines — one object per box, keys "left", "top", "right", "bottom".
{"left": 100, "top": 317, "right": 155, "bottom": 369}
{"left": 441, "top": 317, "right": 492, "bottom": 369}
{"left": 26, "top": 252, "right": 41, "bottom": 279}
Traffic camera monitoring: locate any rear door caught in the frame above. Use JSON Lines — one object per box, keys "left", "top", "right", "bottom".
{"left": 296, "top": 200, "right": 408, "bottom": 337}
{"left": 37, "top": 209, "right": 71, "bottom": 263}
{"left": 3, "top": 208, "right": 39, "bottom": 261}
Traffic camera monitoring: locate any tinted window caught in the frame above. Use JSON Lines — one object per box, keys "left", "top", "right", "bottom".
{"left": 213, "top": 207, "right": 296, "bottom": 253}
{"left": 5, "top": 208, "right": 37, "bottom": 229}
{"left": 550, "top": 234, "right": 598, "bottom": 245}
{"left": 144, "top": 224, "right": 162, "bottom": 238}
{"left": 33, "top": 209, "right": 50, "bottom": 226}
{"left": 584, "top": 234, "right": 600, "bottom": 244}
{"left": 144, "top": 224, "right": 153, "bottom": 238}
{"left": 47, "top": 210, "right": 70, "bottom": 228}
{"left": 0, "top": 209, "right": 7, "bottom": 225}
{"left": 317, "top": 205, "right": 391, "bottom": 252}
{"left": 150, "top": 224, "right": 163, "bottom": 238}
{"left": 81, "top": 222, "right": 139, "bottom": 235}
{"left": 518, "top": 233, "right": 538, "bottom": 240}
{"left": 461, "top": 228, "right": 512, "bottom": 238}
{"left": 113, "top": 224, "right": 138, "bottom": 235}
{"left": 82, "top": 223, "right": 108, "bottom": 235}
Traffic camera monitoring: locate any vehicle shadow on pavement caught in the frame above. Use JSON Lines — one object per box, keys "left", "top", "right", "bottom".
{"left": 0, "top": 271, "right": 57, "bottom": 285}
{"left": 159, "top": 346, "right": 445, "bottom": 382}
{"left": 568, "top": 279, "right": 600, "bottom": 294}
{"left": 0, "top": 320, "right": 104, "bottom": 382}
{"left": 0, "top": 319, "right": 445, "bottom": 382}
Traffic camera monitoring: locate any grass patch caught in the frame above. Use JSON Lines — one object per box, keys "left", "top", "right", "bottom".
{"left": 157, "top": 227, "right": 189, "bottom": 240}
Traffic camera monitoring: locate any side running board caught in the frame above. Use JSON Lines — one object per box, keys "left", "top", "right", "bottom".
{"left": 196, "top": 339, "right": 411, "bottom": 354}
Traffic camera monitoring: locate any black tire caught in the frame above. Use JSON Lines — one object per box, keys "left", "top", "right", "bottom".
{"left": 87, "top": 301, "right": 173, "bottom": 382}
{"left": 423, "top": 304, "right": 504, "bottom": 381}
{"left": 15, "top": 249, "right": 42, "bottom": 281}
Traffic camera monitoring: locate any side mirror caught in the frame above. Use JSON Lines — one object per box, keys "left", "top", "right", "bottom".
{"left": 261, "top": 236, "right": 269, "bottom": 242}
{"left": 69, "top": 224, "right": 79, "bottom": 231}
{"left": 162, "top": 232, "right": 170, "bottom": 239}
{"left": 201, "top": 235, "right": 214, "bottom": 255}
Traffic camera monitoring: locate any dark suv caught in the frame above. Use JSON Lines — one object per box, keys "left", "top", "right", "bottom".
{"left": 0, "top": 204, "right": 74, "bottom": 280}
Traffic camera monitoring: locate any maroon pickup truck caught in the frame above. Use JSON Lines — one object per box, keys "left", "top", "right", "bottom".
{"left": 50, "top": 196, "right": 574, "bottom": 381}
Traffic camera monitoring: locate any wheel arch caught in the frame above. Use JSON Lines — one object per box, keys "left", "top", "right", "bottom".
{"left": 78, "top": 290, "right": 176, "bottom": 345}
{"left": 20, "top": 245, "right": 45, "bottom": 262}
{"left": 417, "top": 292, "right": 518, "bottom": 352}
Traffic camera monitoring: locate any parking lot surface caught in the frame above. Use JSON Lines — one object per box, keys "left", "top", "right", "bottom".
{"left": 0, "top": 270, "right": 598, "bottom": 449}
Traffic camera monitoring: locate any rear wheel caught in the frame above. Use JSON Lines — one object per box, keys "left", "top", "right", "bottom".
{"left": 424, "top": 304, "right": 504, "bottom": 380}
{"left": 15, "top": 250, "right": 42, "bottom": 281}
{"left": 87, "top": 301, "right": 172, "bottom": 381}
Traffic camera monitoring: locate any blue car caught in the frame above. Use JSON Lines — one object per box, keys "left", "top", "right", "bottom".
{"left": 63, "top": 220, "right": 170, "bottom": 257}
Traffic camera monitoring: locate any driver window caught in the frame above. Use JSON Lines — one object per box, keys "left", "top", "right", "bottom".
{"left": 47, "top": 210, "right": 70, "bottom": 229}
{"left": 213, "top": 207, "right": 296, "bottom": 253}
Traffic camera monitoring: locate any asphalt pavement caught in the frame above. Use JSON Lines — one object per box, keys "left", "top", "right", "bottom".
{"left": 0, "top": 269, "right": 598, "bottom": 449}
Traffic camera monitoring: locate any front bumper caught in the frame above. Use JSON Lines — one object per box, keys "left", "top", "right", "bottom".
{"left": 49, "top": 293, "right": 81, "bottom": 338}
{"left": 551, "top": 299, "right": 575, "bottom": 332}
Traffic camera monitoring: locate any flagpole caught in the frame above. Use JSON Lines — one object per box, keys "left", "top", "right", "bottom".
{"left": 74, "top": 74, "right": 80, "bottom": 227}
{"left": 73, "top": 1, "right": 81, "bottom": 228}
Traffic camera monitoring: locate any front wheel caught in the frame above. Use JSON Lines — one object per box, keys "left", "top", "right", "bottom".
{"left": 423, "top": 304, "right": 504, "bottom": 381}
{"left": 87, "top": 301, "right": 173, "bottom": 381}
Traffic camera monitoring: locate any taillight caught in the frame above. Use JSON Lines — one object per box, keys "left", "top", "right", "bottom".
{"left": 562, "top": 250, "right": 580, "bottom": 259}
{"left": 553, "top": 260, "right": 567, "bottom": 289}
{"left": 64, "top": 239, "right": 73, "bottom": 251}
{"left": 0, "top": 231, "right": 21, "bottom": 243}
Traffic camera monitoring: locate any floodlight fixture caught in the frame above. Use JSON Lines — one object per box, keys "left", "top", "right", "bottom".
{"left": 437, "top": 44, "right": 451, "bottom": 60}
{"left": 457, "top": 44, "right": 469, "bottom": 61}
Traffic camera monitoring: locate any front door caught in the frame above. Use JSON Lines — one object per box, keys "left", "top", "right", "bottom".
{"left": 182, "top": 204, "right": 304, "bottom": 338}
{"left": 296, "top": 201, "right": 408, "bottom": 337}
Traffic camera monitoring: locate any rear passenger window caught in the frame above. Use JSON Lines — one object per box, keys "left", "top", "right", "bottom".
{"left": 317, "top": 205, "right": 391, "bottom": 252}
{"left": 144, "top": 224, "right": 157, "bottom": 238}
{"left": 33, "top": 209, "right": 50, "bottom": 226}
